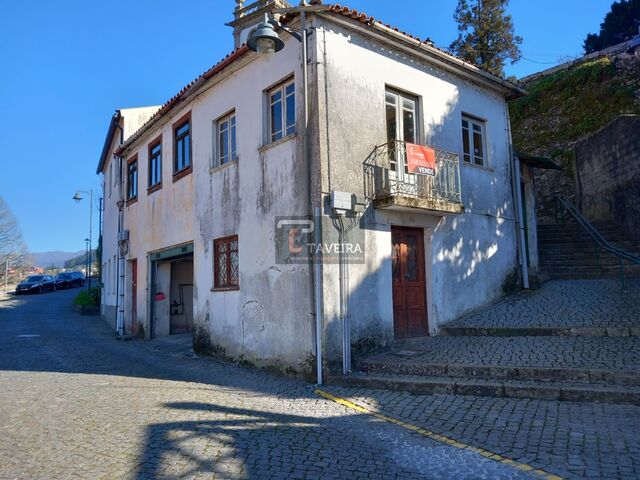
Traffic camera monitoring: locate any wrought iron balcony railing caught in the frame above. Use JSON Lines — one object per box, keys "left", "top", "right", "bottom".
{"left": 363, "top": 140, "right": 463, "bottom": 209}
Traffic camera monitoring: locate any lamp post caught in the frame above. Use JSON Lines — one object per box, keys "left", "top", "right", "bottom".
{"left": 73, "top": 189, "right": 93, "bottom": 289}
{"left": 247, "top": 6, "right": 326, "bottom": 383}
{"left": 84, "top": 238, "right": 90, "bottom": 283}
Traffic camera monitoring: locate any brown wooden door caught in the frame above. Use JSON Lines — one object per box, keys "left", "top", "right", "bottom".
{"left": 131, "top": 259, "right": 137, "bottom": 336}
{"left": 392, "top": 227, "right": 428, "bottom": 339}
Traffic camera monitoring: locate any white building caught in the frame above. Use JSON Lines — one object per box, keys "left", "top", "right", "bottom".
{"left": 97, "top": 1, "right": 532, "bottom": 379}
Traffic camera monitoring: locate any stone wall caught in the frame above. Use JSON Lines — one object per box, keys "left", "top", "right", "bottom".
{"left": 574, "top": 115, "right": 640, "bottom": 241}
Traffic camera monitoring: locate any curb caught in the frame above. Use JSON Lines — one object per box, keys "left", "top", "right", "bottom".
{"left": 314, "top": 388, "right": 563, "bottom": 480}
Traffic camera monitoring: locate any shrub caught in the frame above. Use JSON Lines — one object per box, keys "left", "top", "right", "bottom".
{"left": 73, "top": 287, "right": 101, "bottom": 308}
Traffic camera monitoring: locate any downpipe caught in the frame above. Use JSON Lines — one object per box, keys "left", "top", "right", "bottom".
{"left": 505, "top": 107, "right": 529, "bottom": 289}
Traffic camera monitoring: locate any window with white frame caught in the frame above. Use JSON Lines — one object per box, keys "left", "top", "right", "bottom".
{"left": 461, "top": 115, "right": 487, "bottom": 166}
{"left": 268, "top": 79, "right": 295, "bottom": 143}
{"left": 215, "top": 111, "right": 237, "bottom": 166}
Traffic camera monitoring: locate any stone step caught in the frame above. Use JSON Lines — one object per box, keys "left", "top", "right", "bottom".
{"left": 537, "top": 231, "right": 629, "bottom": 240}
{"left": 543, "top": 266, "right": 640, "bottom": 277}
{"left": 329, "top": 372, "right": 640, "bottom": 405}
{"left": 440, "top": 325, "right": 640, "bottom": 337}
{"left": 360, "top": 357, "right": 640, "bottom": 386}
{"left": 538, "top": 241, "right": 639, "bottom": 250}
{"left": 547, "top": 271, "right": 640, "bottom": 280}
{"left": 541, "top": 257, "right": 638, "bottom": 267}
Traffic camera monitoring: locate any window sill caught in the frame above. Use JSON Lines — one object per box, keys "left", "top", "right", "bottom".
{"left": 462, "top": 161, "right": 493, "bottom": 172}
{"left": 210, "top": 286, "right": 239, "bottom": 292}
{"left": 147, "top": 183, "right": 162, "bottom": 195}
{"left": 125, "top": 197, "right": 138, "bottom": 207}
{"left": 172, "top": 165, "right": 193, "bottom": 182}
{"left": 258, "top": 133, "right": 296, "bottom": 153}
{"left": 210, "top": 159, "right": 238, "bottom": 174}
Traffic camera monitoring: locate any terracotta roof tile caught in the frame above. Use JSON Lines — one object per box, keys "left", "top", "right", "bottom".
{"left": 116, "top": 45, "right": 250, "bottom": 155}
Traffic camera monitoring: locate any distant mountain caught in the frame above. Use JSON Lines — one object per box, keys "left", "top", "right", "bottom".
{"left": 30, "top": 250, "right": 84, "bottom": 268}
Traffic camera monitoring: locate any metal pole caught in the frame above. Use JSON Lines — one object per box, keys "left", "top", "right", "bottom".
{"left": 300, "top": 11, "right": 324, "bottom": 385}
{"left": 4, "top": 259, "right": 8, "bottom": 292}
{"left": 88, "top": 189, "right": 93, "bottom": 289}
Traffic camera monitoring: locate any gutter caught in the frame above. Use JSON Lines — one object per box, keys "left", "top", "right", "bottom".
{"left": 96, "top": 111, "right": 122, "bottom": 174}
{"left": 319, "top": 12, "right": 526, "bottom": 99}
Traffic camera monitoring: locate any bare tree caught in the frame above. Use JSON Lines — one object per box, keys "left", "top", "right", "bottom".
{"left": 0, "top": 196, "right": 27, "bottom": 287}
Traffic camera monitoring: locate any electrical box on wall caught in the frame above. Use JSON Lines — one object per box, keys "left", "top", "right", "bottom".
{"left": 330, "top": 191, "right": 355, "bottom": 212}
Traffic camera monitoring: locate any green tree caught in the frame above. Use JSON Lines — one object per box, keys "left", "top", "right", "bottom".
{"left": 450, "top": 0, "right": 522, "bottom": 77}
{"left": 584, "top": 0, "right": 640, "bottom": 53}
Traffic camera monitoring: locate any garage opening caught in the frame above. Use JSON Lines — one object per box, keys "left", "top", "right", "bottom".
{"left": 149, "top": 244, "right": 194, "bottom": 339}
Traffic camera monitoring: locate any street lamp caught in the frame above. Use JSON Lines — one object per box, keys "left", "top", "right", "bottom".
{"left": 247, "top": 7, "right": 327, "bottom": 383}
{"left": 73, "top": 189, "right": 93, "bottom": 289}
{"left": 84, "top": 238, "right": 90, "bottom": 283}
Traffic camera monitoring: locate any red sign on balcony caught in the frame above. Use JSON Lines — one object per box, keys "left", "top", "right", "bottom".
{"left": 406, "top": 143, "right": 436, "bottom": 176}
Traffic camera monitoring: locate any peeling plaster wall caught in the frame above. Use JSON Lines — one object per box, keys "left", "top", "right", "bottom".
{"left": 99, "top": 106, "right": 159, "bottom": 329}
{"left": 191, "top": 33, "right": 314, "bottom": 373}
{"left": 121, "top": 103, "right": 196, "bottom": 339}
{"left": 314, "top": 19, "right": 519, "bottom": 361}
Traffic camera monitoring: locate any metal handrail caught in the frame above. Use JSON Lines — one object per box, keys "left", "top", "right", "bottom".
{"left": 363, "top": 140, "right": 463, "bottom": 205}
{"left": 555, "top": 196, "right": 640, "bottom": 290}
{"left": 556, "top": 196, "right": 640, "bottom": 264}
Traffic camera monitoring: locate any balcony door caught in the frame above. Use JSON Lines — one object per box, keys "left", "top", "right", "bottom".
{"left": 391, "top": 227, "right": 428, "bottom": 339}
{"left": 385, "top": 89, "right": 418, "bottom": 183}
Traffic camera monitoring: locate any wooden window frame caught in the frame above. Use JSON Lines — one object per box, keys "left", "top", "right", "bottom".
{"left": 214, "top": 110, "right": 237, "bottom": 167}
{"left": 461, "top": 114, "right": 487, "bottom": 167}
{"left": 173, "top": 111, "right": 192, "bottom": 181}
{"left": 126, "top": 154, "right": 138, "bottom": 205}
{"left": 212, "top": 235, "right": 239, "bottom": 291}
{"left": 267, "top": 78, "right": 295, "bottom": 144}
{"left": 147, "top": 135, "right": 163, "bottom": 193}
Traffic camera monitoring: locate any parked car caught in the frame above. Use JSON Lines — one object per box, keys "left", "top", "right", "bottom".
{"left": 54, "top": 271, "right": 85, "bottom": 289}
{"left": 15, "top": 275, "right": 56, "bottom": 294}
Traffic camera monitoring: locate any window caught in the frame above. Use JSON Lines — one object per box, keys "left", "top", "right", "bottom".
{"left": 173, "top": 113, "right": 191, "bottom": 176}
{"left": 385, "top": 89, "right": 418, "bottom": 173}
{"left": 108, "top": 164, "right": 112, "bottom": 195}
{"left": 215, "top": 111, "right": 237, "bottom": 166}
{"left": 148, "top": 136, "right": 162, "bottom": 190}
{"left": 461, "top": 115, "right": 486, "bottom": 166}
{"left": 268, "top": 79, "right": 295, "bottom": 143}
{"left": 126, "top": 155, "right": 138, "bottom": 201}
{"left": 213, "top": 235, "right": 239, "bottom": 289}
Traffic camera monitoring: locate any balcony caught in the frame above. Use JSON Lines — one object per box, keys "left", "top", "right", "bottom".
{"left": 363, "top": 140, "right": 464, "bottom": 214}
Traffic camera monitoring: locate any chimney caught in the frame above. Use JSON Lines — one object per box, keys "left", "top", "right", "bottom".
{"left": 227, "top": 0, "right": 292, "bottom": 49}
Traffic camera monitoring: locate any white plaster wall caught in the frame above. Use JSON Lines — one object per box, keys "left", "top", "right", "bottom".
{"left": 113, "top": 32, "right": 314, "bottom": 372}
{"left": 314, "top": 18, "right": 519, "bottom": 358}
{"left": 100, "top": 106, "right": 160, "bottom": 330}
{"left": 191, "top": 33, "right": 314, "bottom": 372}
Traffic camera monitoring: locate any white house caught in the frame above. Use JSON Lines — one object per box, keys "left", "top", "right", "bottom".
{"left": 97, "top": 0, "right": 529, "bottom": 379}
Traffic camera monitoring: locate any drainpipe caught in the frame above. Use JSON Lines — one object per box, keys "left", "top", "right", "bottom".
{"left": 114, "top": 120, "right": 126, "bottom": 336}
{"left": 300, "top": 10, "right": 324, "bottom": 385}
{"left": 505, "top": 107, "right": 529, "bottom": 289}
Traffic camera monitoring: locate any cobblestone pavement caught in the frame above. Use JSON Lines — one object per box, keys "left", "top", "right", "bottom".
{"left": 376, "top": 336, "right": 640, "bottom": 371}
{"left": 324, "top": 386, "right": 640, "bottom": 480}
{"left": 448, "top": 279, "right": 640, "bottom": 328}
{"left": 0, "top": 290, "right": 533, "bottom": 479}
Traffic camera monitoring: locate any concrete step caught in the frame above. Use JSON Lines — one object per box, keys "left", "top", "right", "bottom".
{"left": 329, "top": 372, "right": 640, "bottom": 405}
{"left": 440, "top": 325, "right": 640, "bottom": 337}
{"left": 360, "top": 357, "right": 640, "bottom": 386}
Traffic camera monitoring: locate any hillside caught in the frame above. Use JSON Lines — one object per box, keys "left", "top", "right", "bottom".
{"left": 29, "top": 250, "right": 84, "bottom": 268}
{"left": 509, "top": 51, "right": 640, "bottom": 222}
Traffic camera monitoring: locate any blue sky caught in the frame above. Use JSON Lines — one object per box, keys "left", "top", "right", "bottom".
{"left": 0, "top": 0, "right": 612, "bottom": 253}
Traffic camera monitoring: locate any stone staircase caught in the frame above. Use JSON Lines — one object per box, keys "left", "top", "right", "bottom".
{"left": 330, "top": 279, "right": 640, "bottom": 404}
{"left": 538, "top": 222, "right": 640, "bottom": 279}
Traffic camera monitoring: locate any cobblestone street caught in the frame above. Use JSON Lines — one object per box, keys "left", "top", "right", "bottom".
{"left": 1, "top": 288, "right": 639, "bottom": 479}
